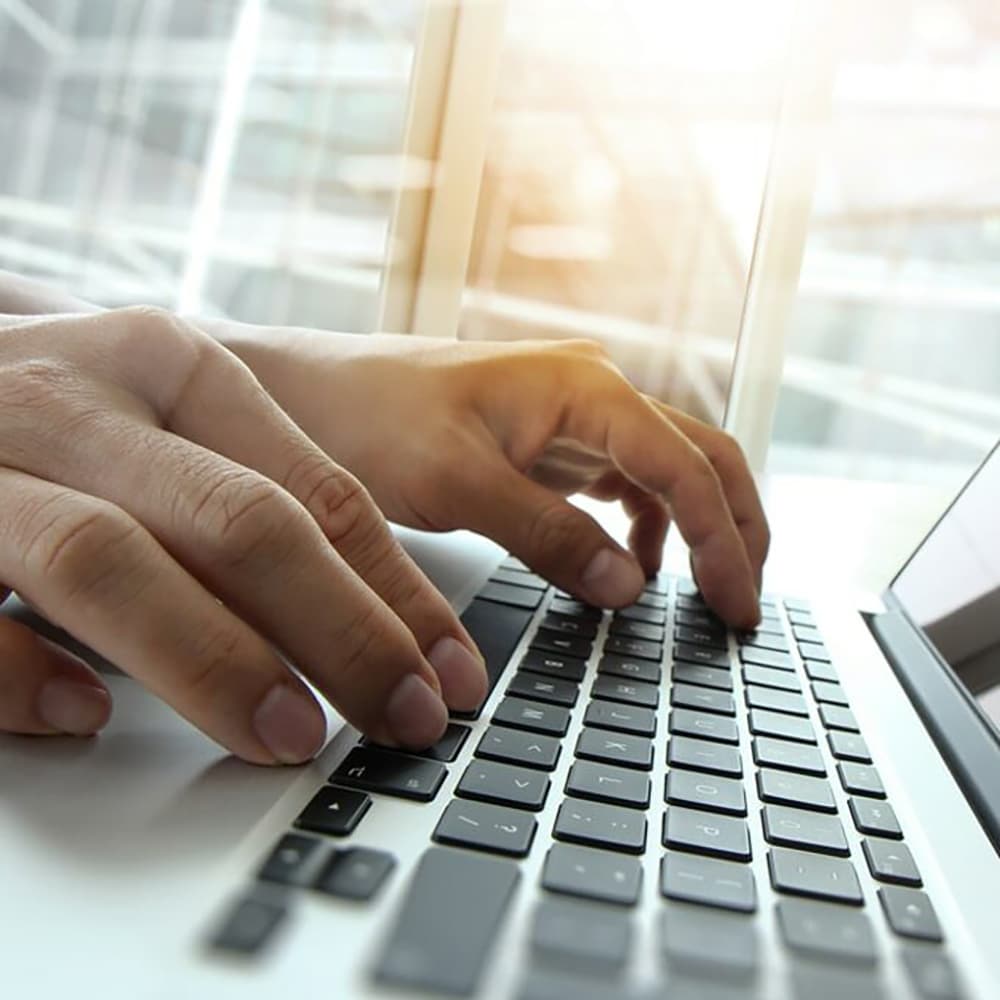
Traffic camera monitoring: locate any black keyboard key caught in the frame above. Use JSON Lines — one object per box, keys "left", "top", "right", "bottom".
{"left": 812, "top": 680, "right": 850, "bottom": 706}
{"left": 549, "top": 597, "right": 602, "bottom": 621}
{"left": 508, "top": 672, "right": 579, "bottom": 708}
{"left": 666, "top": 769, "right": 746, "bottom": 816}
{"left": 743, "top": 665, "right": 801, "bottom": 692}
{"left": 799, "top": 641, "right": 831, "bottom": 663}
{"left": 673, "top": 642, "right": 730, "bottom": 669}
{"left": 636, "top": 590, "right": 668, "bottom": 610}
{"left": 210, "top": 895, "right": 287, "bottom": 955}
{"left": 476, "top": 725, "right": 561, "bottom": 770}
{"left": 668, "top": 736, "right": 742, "bottom": 778}
{"left": 753, "top": 737, "right": 825, "bottom": 776}
{"left": 902, "top": 950, "right": 964, "bottom": 1000}
{"left": 540, "top": 611, "right": 598, "bottom": 639}
{"left": 478, "top": 580, "right": 543, "bottom": 609}
{"left": 604, "top": 634, "right": 662, "bottom": 662}
{"left": 739, "top": 646, "right": 794, "bottom": 671}
{"left": 745, "top": 685, "right": 808, "bottom": 717}
{"left": 777, "top": 899, "right": 876, "bottom": 964}
{"left": 590, "top": 674, "right": 659, "bottom": 708}
{"left": 674, "top": 624, "right": 727, "bottom": 650}
{"left": 491, "top": 567, "right": 548, "bottom": 590}
{"left": 658, "top": 905, "right": 759, "bottom": 979}
{"left": 493, "top": 696, "right": 570, "bottom": 737}
{"left": 609, "top": 617, "right": 664, "bottom": 642}
{"left": 554, "top": 799, "right": 647, "bottom": 854}
{"left": 669, "top": 708, "right": 739, "bottom": 744}
{"left": 675, "top": 607, "right": 724, "bottom": 632}
{"left": 838, "top": 762, "right": 885, "bottom": 798}
{"left": 296, "top": 786, "right": 371, "bottom": 837}
{"left": 804, "top": 659, "right": 839, "bottom": 683}
{"left": 459, "top": 598, "right": 534, "bottom": 713}
{"left": 566, "top": 760, "right": 650, "bottom": 808}
{"left": 597, "top": 654, "right": 661, "bottom": 685}
{"left": 366, "top": 721, "right": 472, "bottom": 763}
{"left": 673, "top": 662, "right": 733, "bottom": 692}
{"left": 583, "top": 700, "right": 656, "bottom": 737}
{"left": 374, "top": 847, "right": 519, "bottom": 994}
{"left": 541, "top": 843, "right": 642, "bottom": 906}
{"left": 768, "top": 847, "right": 862, "bottom": 904}
{"left": 457, "top": 759, "right": 550, "bottom": 811}
{"left": 879, "top": 886, "right": 943, "bottom": 942}
{"left": 618, "top": 603, "right": 666, "bottom": 625}
{"left": 530, "top": 898, "right": 632, "bottom": 972}
{"left": 762, "top": 804, "right": 849, "bottom": 856}
{"left": 749, "top": 708, "right": 816, "bottom": 744}
{"left": 258, "top": 833, "right": 320, "bottom": 885}
{"left": 671, "top": 683, "right": 735, "bottom": 716}
{"left": 849, "top": 798, "right": 902, "bottom": 839}
{"left": 663, "top": 806, "right": 751, "bottom": 861}
{"left": 313, "top": 847, "right": 395, "bottom": 901}
{"left": 863, "top": 839, "right": 922, "bottom": 886}
{"left": 828, "top": 731, "right": 872, "bottom": 763}
{"left": 660, "top": 853, "right": 756, "bottom": 912}
{"left": 740, "top": 632, "right": 790, "bottom": 654}
{"left": 757, "top": 769, "right": 836, "bottom": 813}
{"left": 333, "top": 747, "right": 446, "bottom": 802}
{"left": 519, "top": 649, "right": 587, "bottom": 683}
{"left": 532, "top": 630, "right": 593, "bottom": 660}
{"left": 576, "top": 728, "right": 653, "bottom": 770}
{"left": 433, "top": 800, "right": 537, "bottom": 857}
{"left": 821, "top": 705, "right": 860, "bottom": 732}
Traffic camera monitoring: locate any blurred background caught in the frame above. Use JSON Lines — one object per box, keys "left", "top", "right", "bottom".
{"left": 1, "top": 0, "right": 999, "bottom": 501}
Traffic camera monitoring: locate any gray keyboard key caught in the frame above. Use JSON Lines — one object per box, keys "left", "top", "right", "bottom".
{"left": 753, "top": 736, "right": 825, "bottom": 776}
{"left": 757, "top": 769, "right": 836, "bottom": 813}
{"left": 566, "top": 760, "right": 650, "bottom": 808}
{"left": 433, "top": 799, "right": 537, "bottom": 857}
{"left": 479, "top": 580, "right": 544, "bottom": 609}
{"left": 741, "top": 632, "right": 790, "bottom": 653}
{"left": 549, "top": 596, "right": 602, "bottom": 621}
{"left": 669, "top": 708, "right": 739, "bottom": 744}
{"left": 838, "top": 762, "right": 886, "bottom": 798}
{"left": 583, "top": 700, "right": 656, "bottom": 737}
{"left": 604, "top": 635, "right": 662, "bottom": 661}
{"left": 671, "top": 683, "right": 735, "bottom": 716}
{"left": 849, "top": 797, "right": 902, "bottom": 839}
{"left": 794, "top": 624, "right": 823, "bottom": 644}
{"left": 618, "top": 602, "right": 666, "bottom": 624}
{"left": 333, "top": 746, "right": 446, "bottom": 802}
{"left": 590, "top": 674, "right": 659, "bottom": 708}
{"left": 745, "top": 685, "right": 809, "bottom": 716}
{"left": 576, "top": 728, "right": 653, "bottom": 770}
{"left": 494, "top": 696, "right": 571, "bottom": 737}
{"left": 777, "top": 899, "right": 876, "bottom": 964}
{"left": 768, "top": 847, "right": 863, "bottom": 904}
{"left": 674, "top": 642, "right": 730, "bottom": 669}
{"left": 672, "top": 662, "right": 733, "bottom": 692}
{"left": 554, "top": 798, "right": 647, "bottom": 854}
{"left": 674, "top": 608, "right": 724, "bottom": 633}
{"left": 828, "top": 731, "right": 872, "bottom": 763}
{"left": 541, "top": 843, "right": 642, "bottom": 906}
{"left": 902, "top": 949, "right": 965, "bottom": 999}
{"left": 530, "top": 898, "right": 631, "bottom": 971}
{"left": 457, "top": 760, "right": 550, "bottom": 811}
{"left": 508, "top": 672, "right": 579, "bottom": 708}
{"left": 749, "top": 708, "right": 816, "bottom": 744}
{"left": 313, "top": 847, "right": 395, "bottom": 901}
{"left": 210, "top": 895, "right": 287, "bottom": 955}
{"left": 476, "top": 725, "right": 561, "bottom": 771}
{"left": 258, "top": 833, "right": 320, "bottom": 886}
{"left": 799, "top": 640, "right": 831, "bottom": 662}
{"left": 374, "top": 847, "right": 519, "bottom": 995}
{"left": 743, "top": 665, "right": 801, "bottom": 693}
{"left": 609, "top": 617, "right": 664, "bottom": 642}
{"left": 675, "top": 624, "right": 727, "bottom": 649}
{"left": 879, "top": 886, "right": 943, "bottom": 941}
{"left": 660, "top": 853, "right": 756, "bottom": 912}
{"left": 636, "top": 590, "right": 668, "bottom": 610}
{"left": 519, "top": 649, "right": 587, "bottom": 683}
{"left": 812, "top": 680, "right": 850, "bottom": 706}
{"left": 740, "top": 646, "right": 795, "bottom": 671}
{"left": 863, "top": 839, "right": 922, "bottom": 886}
{"left": 662, "top": 806, "right": 751, "bottom": 861}
{"left": 804, "top": 659, "right": 839, "bottom": 683}
{"left": 762, "top": 804, "right": 849, "bottom": 856}
{"left": 666, "top": 769, "right": 747, "bottom": 816}
{"left": 820, "top": 704, "right": 859, "bottom": 732}
{"left": 669, "top": 736, "right": 742, "bottom": 777}
{"left": 659, "top": 904, "right": 758, "bottom": 978}
{"left": 597, "top": 654, "right": 661, "bottom": 684}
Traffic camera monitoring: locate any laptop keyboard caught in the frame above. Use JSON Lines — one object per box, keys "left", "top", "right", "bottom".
{"left": 210, "top": 557, "right": 963, "bottom": 997}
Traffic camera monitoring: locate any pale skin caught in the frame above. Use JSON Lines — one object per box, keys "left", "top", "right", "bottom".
{"left": 0, "top": 270, "right": 769, "bottom": 764}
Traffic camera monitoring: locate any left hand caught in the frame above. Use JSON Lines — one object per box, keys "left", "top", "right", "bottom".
{"left": 218, "top": 329, "right": 769, "bottom": 628}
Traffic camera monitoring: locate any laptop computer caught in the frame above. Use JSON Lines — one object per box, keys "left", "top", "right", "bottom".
{"left": 1, "top": 441, "right": 999, "bottom": 999}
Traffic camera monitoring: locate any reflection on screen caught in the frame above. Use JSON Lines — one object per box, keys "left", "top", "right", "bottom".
{"left": 892, "top": 444, "right": 1000, "bottom": 729}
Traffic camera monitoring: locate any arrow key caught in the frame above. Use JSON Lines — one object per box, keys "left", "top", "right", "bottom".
{"left": 296, "top": 785, "right": 372, "bottom": 837}
{"left": 457, "top": 759, "right": 550, "bottom": 811}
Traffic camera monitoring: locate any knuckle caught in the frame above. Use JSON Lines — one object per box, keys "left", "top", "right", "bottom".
{"left": 307, "top": 466, "right": 385, "bottom": 553}
{"left": 0, "top": 358, "right": 78, "bottom": 414}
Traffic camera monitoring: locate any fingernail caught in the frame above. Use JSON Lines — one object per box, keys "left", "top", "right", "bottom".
{"left": 38, "top": 680, "right": 111, "bottom": 735}
{"left": 580, "top": 548, "right": 644, "bottom": 607}
{"left": 427, "top": 636, "right": 487, "bottom": 712}
{"left": 253, "top": 684, "right": 326, "bottom": 765}
{"left": 384, "top": 673, "right": 448, "bottom": 749}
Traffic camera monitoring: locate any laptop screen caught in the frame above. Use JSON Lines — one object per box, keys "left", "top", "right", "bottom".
{"left": 891, "top": 442, "right": 1000, "bottom": 730}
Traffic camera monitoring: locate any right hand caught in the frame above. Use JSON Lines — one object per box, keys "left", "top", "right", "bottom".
{"left": 0, "top": 307, "right": 487, "bottom": 762}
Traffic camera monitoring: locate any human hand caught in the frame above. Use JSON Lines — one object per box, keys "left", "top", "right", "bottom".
{"left": 222, "top": 331, "right": 768, "bottom": 628}
{"left": 0, "top": 309, "right": 486, "bottom": 756}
